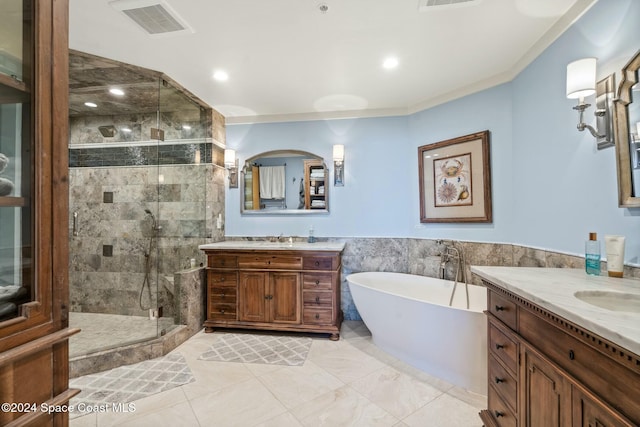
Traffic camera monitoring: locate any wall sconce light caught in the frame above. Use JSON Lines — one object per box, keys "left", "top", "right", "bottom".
{"left": 333, "top": 144, "right": 344, "bottom": 186}
{"left": 224, "top": 149, "right": 238, "bottom": 188}
{"left": 566, "top": 57, "right": 616, "bottom": 149}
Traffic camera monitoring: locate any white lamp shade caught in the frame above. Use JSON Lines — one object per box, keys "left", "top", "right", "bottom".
{"left": 333, "top": 144, "right": 344, "bottom": 161}
{"left": 224, "top": 149, "right": 236, "bottom": 167}
{"left": 566, "top": 58, "right": 597, "bottom": 99}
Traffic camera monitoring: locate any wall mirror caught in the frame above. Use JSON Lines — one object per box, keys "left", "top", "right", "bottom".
{"left": 240, "top": 150, "right": 329, "bottom": 215}
{"left": 614, "top": 49, "right": 640, "bottom": 207}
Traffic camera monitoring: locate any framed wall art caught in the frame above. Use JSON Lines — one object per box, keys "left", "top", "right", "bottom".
{"left": 418, "top": 130, "right": 492, "bottom": 223}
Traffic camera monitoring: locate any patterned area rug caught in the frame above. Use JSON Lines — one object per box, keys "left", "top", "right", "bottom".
{"left": 69, "top": 353, "right": 194, "bottom": 418}
{"left": 199, "top": 333, "right": 312, "bottom": 366}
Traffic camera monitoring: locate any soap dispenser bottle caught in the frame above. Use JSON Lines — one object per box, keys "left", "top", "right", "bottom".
{"left": 585, "top": 232, "right": 601, "bottom": 276}
{"left": 308, "top": 225, "right": 316, "bottom": 243}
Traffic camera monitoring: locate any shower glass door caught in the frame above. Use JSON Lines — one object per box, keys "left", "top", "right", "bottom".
{"left": 154, "top": 78, "right": 210, "bottom": 336}
{"left": 68, "top": 55, "right": 163, "bottom": 356}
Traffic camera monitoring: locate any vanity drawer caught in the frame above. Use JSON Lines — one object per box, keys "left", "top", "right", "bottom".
{"left": 303, "top": 291, "right": 333, "bottom": 307}
{"left": 303, "top": 273, "right": 333, "bottom": 290}
{"left": 208, "top": 254, "right": 237, "bottom": 268}
{"left": 207, "top": 271, "right": 237, "bottom": 287}
{"left": 303, "top": 308, "right": 333, "bottom": 325}
{"left": 209, "top": 303, "right": 237, "bottom": 320}
{"left": 488, "top": 290, "right": 518, "bottom": 331}
{"left": 489, "top": 321, "right": 518, "bottom": 374}
{"left": 209, "top": 286, "right": 237, "bottom": 301}
{"left": 303, "top": 256, "right": 337, "bottom": 271}
{"left": 488, "top": 384, "right": 518, "bottom": 427}
{"left": 489, "top": 354, "right": 517, "bottom": 413}
{"left": 238, "top": 255, "right": 302, "bottom": 270}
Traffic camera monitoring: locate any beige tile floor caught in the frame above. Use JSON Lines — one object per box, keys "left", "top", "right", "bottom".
{"left": 70, "top": 321, "right": 486, "bottom": 426}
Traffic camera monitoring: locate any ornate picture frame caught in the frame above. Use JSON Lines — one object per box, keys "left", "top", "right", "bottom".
{"left": 418, "top": 130, "right": 492, "bottom": 223}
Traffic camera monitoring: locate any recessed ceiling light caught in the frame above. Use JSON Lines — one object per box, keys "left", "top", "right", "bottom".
{"left": 84, "top": 102, "right": 98, "bottom": 108}
{"left": 182, "top": 124, "right": 192, "bottom": 130}
{"left": 121, "top": 127, "right": 132, "bottom": 133}
{"left": 213, "top": 70, "right": 229, "bottom": 81}
{"left": 383, "top": 57, "right": 399, "bottom": 69}
{"left": 109, "top": 88, "right": 125, "bottom": 96}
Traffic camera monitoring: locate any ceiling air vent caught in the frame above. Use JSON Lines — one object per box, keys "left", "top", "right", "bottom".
{"left": 418, "top": 0, "right": 481, "bottom": 12}
{"left": 109, "top": 0, "right": 193, "bottom": 35}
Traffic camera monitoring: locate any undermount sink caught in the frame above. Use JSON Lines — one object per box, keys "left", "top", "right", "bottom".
{"left": 574, "top": 290, "right": 640, "bottom": 313}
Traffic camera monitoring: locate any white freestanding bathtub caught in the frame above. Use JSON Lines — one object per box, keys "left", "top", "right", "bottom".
{"left": 346, "top": 272, "right": 487, "bottom": 394}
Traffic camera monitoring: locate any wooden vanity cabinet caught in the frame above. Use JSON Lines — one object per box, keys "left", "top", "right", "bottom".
{"left": 202, "top": 248, "right": 343, "bottom": 340}
{"left": 480, "top": 281, "right": 639, "bottom": 427}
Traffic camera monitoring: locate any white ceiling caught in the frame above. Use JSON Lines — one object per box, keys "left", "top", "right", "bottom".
{"left": 68, "top": 0, "right": 596, "bottom": 124}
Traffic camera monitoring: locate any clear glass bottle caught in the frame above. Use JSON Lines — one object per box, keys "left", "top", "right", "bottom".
{"left": 308, "top": 225, "right": 316, "bottom": 243}
{"left": 585, "top": 232, "right": 601, "bottom": 276}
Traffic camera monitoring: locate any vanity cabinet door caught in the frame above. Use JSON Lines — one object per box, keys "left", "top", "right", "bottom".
{"left": 572, "top": 384, "right": 635, "bottom": 427}
{"left": 269, "top": 272, "right": 300, "bottom": 324}
{"left": 238, "top": 272, "right": 268, "bottom": 322}
{"left": 238, "top": 271, "right": 300, "bottom": 324}
{"left": 523, "top": 345, "right": 571, "bottom": 427}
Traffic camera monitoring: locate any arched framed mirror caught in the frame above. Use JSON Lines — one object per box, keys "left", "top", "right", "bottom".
{"left": 614, "top": 49, "right": 640, "bottom": 207}
{"left": 240, "top": 150, "right": 329, "bottom": 215}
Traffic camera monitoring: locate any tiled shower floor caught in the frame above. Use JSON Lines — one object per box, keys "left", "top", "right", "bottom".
{"left": 69, "top": 312, "right": 177, "bottom": 357}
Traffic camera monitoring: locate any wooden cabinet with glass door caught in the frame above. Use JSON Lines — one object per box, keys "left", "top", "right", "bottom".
{"left": 0, "top": 0, "right": 79, "bottom": 426}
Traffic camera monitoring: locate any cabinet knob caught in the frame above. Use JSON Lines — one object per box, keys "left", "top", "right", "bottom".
{"left": 220, "top": 309, "right": 225, "bottom": 314}
{"left": 495, "top": 343, "right": 505, "bottom": 350}
{"left": 569, "top": 350, "right": 575, "bottom": 360}
{"left": 495, "top": 305, "right": 505, "bottom": 311}
{"left": 315, "top": 313, "right": 320, "bottom": 319}
{"left": 315, "top": 280, "right": 320, "bottom": 285}
{"left": 494, "top": 411, "right": 504, "bottom": 418}
{"left": 315, "top": 296, "right": 320, "bottom": 303}
{"left": 221, "top": 293, "right": 225, "bottom": 298}
{"left": 315, "top": 261, "right": 320, "bottom": 266}
{"left": 220, "top": 277, "right": 225, "bottom": 282}
{"left": 495, "top": 377, "right": 504, "bottom": 384}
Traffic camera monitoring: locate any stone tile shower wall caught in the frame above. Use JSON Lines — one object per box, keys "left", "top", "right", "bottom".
{"left": 69, "top": 164, "right": 225, "bottom": 316}
{"left": 69, "top": 109, "right": 208, "bottom": 147}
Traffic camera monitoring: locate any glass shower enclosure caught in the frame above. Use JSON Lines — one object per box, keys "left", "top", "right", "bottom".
{"left": 67, "top": 50, "right": 216, "bottom": 357}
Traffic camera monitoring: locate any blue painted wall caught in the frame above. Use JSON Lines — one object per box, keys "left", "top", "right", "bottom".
{"left": 226, "top": 0, "right": 640, "bottom": 264}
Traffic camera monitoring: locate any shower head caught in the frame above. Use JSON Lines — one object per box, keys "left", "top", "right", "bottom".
{"left": 144, "top": 209, "right": 161, "bottom": 232}
{"left": 98, "top": 125, "right": 117, "bottom": 137}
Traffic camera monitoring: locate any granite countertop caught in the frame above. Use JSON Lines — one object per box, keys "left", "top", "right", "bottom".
{"left": 470, "top": 266, "right": 640, "bottom": 357}
{"left": 198, "top": 241, "right": 346, "bottom": 252}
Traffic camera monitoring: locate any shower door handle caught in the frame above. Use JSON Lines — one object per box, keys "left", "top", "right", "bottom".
{"left": 73, "top": 211, "right": 79, "bottom": 236}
